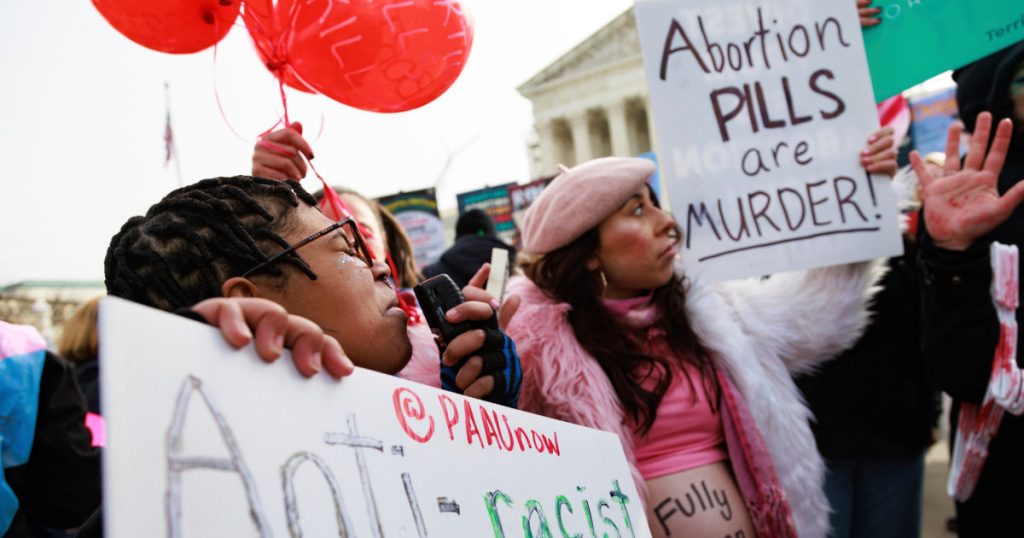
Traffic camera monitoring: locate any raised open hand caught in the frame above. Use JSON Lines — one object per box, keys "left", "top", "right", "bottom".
{"left": 910, "top": 112, "right": 1024, "bottom": 250}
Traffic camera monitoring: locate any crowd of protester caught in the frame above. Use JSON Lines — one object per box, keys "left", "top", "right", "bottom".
{"left": 3, "top": 6, "right": 1024, "bottom": 538}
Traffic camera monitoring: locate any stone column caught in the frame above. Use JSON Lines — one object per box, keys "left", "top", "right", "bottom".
{"left": 606, "top": 100, "right": 631, "bottom": 157}
{"left": 641, "top": 100, "right": 656, "bottom": 154}
{"left": 535, "top": 120, "right": 558, "bottom": 176}
{"left": 569, "top": 112, "right": 593, "bottom": 165}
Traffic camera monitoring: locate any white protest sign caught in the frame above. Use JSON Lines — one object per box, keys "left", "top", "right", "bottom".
{"left": 486, "top": 247, "right": 511, "bottom": 301}
{"left": 635, "top": 0, "right": 903, "bottom": 282}
{"left": 99, "top": 297, "right": 650, "bottom": 537}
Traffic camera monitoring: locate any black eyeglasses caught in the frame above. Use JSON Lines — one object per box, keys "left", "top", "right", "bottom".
{"left": 240, "top": 217, "right": 374, "bottom": 279}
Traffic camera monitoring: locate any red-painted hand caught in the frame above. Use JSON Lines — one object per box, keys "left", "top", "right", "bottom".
{"left": 911, "top": 112, "right": 1024, "bottom": 251}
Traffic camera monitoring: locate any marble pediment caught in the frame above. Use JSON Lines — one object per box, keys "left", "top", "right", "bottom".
{"left": 518, "top": 8, "right": 642, "bottom": 97}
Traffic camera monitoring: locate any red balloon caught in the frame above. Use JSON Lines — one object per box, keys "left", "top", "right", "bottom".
{"left": 93, "top": 0, "right": 241, "bottom": 54}
{"left": 284, "top": 0, "right": 474, "bottom": 113}
{"left": 242, "top": 0, "right": 316, "bottom": 93}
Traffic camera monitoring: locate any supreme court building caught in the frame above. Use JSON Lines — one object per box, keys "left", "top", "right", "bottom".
{"left": 518, "top": 8, "right": 657, "bottom": 178}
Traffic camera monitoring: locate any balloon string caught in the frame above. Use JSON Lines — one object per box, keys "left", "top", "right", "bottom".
{"left": 241, "top": 4, "right": 416, "bottom": 324}
{"left": 387, "top": 255, "right": 422, "bottom": 324}
{"left": 257, "top": 119, "right": 283, "bottom": 139}
{"left": 241, "top": 5, "right": 294, "bottom": 137}
{"left": 309, "top": 159, "right": 349, "bottom": 221}
{"left": 279, "top": 78, "right": 291, "bottom": 129}
{"left": 312, "top": 113, "right": 325, "bottom": 143}
{"left": 211, "top": 35, "right": 249, "bottom": 142}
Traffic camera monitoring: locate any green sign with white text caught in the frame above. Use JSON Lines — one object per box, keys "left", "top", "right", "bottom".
{"left": 864, "top": 0, "right": 1024, "bottom": 101}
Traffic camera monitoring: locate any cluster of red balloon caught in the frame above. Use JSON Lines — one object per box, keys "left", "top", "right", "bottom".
{"left": 92, "top": 0, "right": 474, "bottom": 113}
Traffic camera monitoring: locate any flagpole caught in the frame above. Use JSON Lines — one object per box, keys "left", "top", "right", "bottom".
{"left": 164, "top": 82, "right": 183, "bottom": 188}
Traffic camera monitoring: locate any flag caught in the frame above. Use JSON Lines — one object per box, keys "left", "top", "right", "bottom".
{"left": 163, "top": 108, "right": 174, "bottom": 168}
{"left": 877, "top": 94, "right": 911, "bottom": 149}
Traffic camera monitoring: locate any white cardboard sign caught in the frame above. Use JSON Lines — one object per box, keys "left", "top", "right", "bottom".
{"left": 98, "top": 297, "right": 650, "bottom": 537}
{"left": 635, "top": 0, "right": 903, "bottom": 283}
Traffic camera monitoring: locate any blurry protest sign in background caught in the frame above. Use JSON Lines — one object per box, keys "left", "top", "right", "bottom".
{"left": 377, "top": 189, "right": 447, "bottom": 268}
{"left": 863, "top": 0, "right": 1024, "bottom": 101}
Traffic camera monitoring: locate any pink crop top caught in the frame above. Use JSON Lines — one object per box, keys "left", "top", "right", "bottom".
{"left": 631, "top": 363, "right": 727, "bottom": 479}
{"left": 603, "top": 294, "right": 728, "bottom": 480}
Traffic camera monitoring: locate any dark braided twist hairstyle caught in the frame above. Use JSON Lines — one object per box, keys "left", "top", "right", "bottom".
{"left": 105, "top": 176, "right": 319, "bottom": 311}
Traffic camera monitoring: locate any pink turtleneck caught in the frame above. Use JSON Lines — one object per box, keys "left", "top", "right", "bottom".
{"left": 603, "top": 294, "right": 728, "bottom": 480}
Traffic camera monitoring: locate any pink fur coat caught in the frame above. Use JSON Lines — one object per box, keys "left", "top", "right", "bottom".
{"left": 505, "top": 261, "right": 883, "bottom": 538}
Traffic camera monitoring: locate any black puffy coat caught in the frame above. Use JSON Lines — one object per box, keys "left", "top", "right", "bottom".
{"left": 422, "top": 235, "right": 515, "bottom": 289}
{"left": 797, "top": 239, "right": 939, "bottom": 460}
{"left": 918, "top": 40, "right": 1024, "bottom": 537}
{"left": 5, "top": 353, "right": 100, "bottom": 537}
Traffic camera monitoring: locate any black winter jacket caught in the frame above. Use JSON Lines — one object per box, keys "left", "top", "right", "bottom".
{"left": 918, "top": 40, "right": 1024, "bottom": 536}
{"left": 5, "top": 353, "right": 100, "bottom": 537}
{"left": 797, "top": 239, "right": 939, "bottom": 460}
{"left": 918, "top": 238, "right": 1023, "bottom": 536}
{"left": 422, "top": 235, "right": 515, "bottom": 289}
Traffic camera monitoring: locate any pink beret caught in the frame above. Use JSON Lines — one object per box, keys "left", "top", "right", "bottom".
{"left": 521, "top": 157, "right": 656, "bottom": 255}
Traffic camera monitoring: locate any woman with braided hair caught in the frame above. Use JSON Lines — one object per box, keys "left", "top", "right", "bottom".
{"left": 250, "top": 123, "right": 475, "bottom": 390}
{"left": 250, "top": 123, "right": 423, "bottom": 288}
{"left": 105, "top": 176, "right": 521, "bottom": 405}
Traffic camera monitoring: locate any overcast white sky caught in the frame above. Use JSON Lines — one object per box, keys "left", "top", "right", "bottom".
{"left": 0, "top": 1, "right": 634, "bottom": 285}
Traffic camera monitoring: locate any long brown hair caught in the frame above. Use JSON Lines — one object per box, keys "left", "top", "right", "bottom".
{"left": 59, "top": 296, "right": 102, "bottom": 362}
{"left": 375, "top": 203, "right": 424, "bottom": 288}
{"left": 522, "top": 220, "right": 714, "bottom": 434}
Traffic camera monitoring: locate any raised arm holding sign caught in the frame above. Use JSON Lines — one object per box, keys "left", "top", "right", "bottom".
{"left": 915, "top": 113, "right": 1024, "bottom": 534}
{"left": 636, "top": 0, "right": 903, "bottom": 283}
{"left": 503, "top": 147, "right": 892, "bottom": 537}
{"left": 912, "top": 114, "right": 1024, "bottom": 252}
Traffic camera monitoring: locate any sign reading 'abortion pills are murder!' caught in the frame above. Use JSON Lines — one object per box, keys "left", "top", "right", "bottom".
{"left": 636, "top": 0, "right": 902, "bottom": 283}
{"left": 98, "top": 297, "right": 649, "bottom": 537}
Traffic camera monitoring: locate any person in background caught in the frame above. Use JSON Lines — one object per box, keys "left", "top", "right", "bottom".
{"left": 3, "top": 295, "right": 323, "bottom": 537}
{"left": 504, "top": 124, "right": 895, "bottom": 538}
{"left": 374, "top": 197, "right": 424, "bottom": 288}
{"left": 422, "top": 209, "right": 515, "bottom": 289}
{"left": 795, "top": 160, "right": 941, "bottom": 538}
{"left": 1, "top": 321, "right": 99, "bottom": 537}
{"left": 58, "top": 297, "right": 102, "bottom": 415}
{"left": 105, "top": 176, "right": 520, "bottom": 405}
{"left": 913, "top": 44, "right": 1024, "bottom": 538}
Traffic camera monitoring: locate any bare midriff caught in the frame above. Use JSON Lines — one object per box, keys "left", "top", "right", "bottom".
{"left": 645, "top": 461, "right": 755, "bottom": 538}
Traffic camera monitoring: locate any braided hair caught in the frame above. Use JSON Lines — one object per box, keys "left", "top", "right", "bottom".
{"left": 105, "top": 176, "right": 319, "bottom": 311}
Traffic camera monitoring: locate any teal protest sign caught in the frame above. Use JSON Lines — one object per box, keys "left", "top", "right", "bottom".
{"left": 864, "top": 1, "right": 1024, "bottom": 101}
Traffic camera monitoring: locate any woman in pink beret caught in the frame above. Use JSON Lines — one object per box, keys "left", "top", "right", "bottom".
{"left": 503, "top": 130, "right": 898, "bottom": 538}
